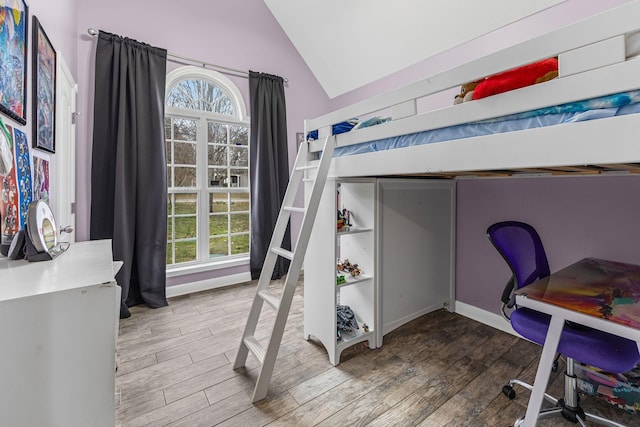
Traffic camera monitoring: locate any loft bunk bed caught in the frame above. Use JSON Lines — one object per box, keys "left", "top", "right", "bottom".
{"left": 303, "top": 1, "right": 640, "bottom": 179}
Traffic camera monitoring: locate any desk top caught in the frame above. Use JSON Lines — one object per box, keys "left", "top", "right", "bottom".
{"left": 0, "top": 239, "right": 116, "bottom": 302}
{"left": 515, "top": 257, "right": 640, "bottom": 330}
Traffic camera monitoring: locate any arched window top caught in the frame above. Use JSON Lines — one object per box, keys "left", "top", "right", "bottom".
{"left": 165, "top": 66, "right": 247, "bottom": 121}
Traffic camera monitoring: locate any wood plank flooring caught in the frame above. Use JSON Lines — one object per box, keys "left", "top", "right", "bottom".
{"left": 115, "top": 279, "right": 640, "bottom": 426}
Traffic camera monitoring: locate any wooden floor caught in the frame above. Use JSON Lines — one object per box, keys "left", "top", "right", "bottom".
{"left": 115, "top": 279, "right": 639, "bottom": 426}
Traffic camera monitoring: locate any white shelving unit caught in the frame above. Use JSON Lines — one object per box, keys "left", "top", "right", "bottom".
{"left": 304, "top": 178, "right": 377, "bottom": 366}
{"left": 304, "top": 177, "right": 455, "bottom": 365}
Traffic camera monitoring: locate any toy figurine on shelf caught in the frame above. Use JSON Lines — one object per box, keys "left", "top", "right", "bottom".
{"left": 336, "top": 275, "right": 346, "bottom": 285}
{"left": 337, "top": 258, "right": 362, "bottom": 277}
{"left": 362, "top": 323, "right": 369, "bottom": 333}
{"left": 337, "top": 208, "right": 353, "bottom": 231}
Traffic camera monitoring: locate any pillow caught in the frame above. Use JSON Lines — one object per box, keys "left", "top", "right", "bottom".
{"left": 472, "top": 58, "right": 559, "bottom": 100}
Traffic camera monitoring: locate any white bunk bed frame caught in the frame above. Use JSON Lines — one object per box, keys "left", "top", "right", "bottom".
{"left": 304, "top": 1, "right": 640, "bottom": 179}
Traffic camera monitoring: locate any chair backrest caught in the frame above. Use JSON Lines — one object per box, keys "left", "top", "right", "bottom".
{"left": 487, "top": 221, "right": 550, "bottom": 290}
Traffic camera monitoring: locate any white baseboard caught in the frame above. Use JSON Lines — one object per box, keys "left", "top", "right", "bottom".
{"left": 166, "top": 272, "right": 252, "bottom": 298}
{"left": 454, "top": 300, "right": 520, "bottom": 338}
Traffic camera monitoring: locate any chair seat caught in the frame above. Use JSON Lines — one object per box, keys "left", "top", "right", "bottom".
{"left": 511, "top": 307, "right": 640, "bottom": 373}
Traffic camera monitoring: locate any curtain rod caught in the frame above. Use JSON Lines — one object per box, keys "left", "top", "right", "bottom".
{"left": 87, "top": 28, "right": 288, "bottom": 83}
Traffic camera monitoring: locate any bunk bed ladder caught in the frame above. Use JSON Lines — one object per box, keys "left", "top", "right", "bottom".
{"left": 233, "top": 135, "right": 334, "bottom": 402}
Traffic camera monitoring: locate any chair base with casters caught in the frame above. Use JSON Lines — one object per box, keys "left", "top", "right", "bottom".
{"left": 505, "top": 357, "right": 630, "bottom": 427}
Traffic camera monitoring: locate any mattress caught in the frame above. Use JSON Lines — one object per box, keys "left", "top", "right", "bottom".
{"left": 333, "top": 91, "right": 640, "bottom": 157}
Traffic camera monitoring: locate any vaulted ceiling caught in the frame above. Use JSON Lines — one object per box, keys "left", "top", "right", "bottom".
{"left": 265, "top": 0, "right": 565, "bottom": 98}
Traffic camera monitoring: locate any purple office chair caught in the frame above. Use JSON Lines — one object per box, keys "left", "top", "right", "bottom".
{"left": 487, "top": 221, "right": 640, "bottom": 427}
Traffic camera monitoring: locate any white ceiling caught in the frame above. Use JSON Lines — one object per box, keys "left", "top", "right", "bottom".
{"left": 265, "top": 0, "right": 565, "bottom": 98}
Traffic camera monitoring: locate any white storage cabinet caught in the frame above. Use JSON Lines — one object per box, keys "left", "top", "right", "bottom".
{"left": 0, "top": 240, "right": 120, "bottom": 427}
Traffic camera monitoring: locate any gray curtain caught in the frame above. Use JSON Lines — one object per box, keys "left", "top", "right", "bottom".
{"left": 249, "top": 71, "right": 291, "bottom": 280}
{"left": 90, "top": 31, "right": 168, "bottom": 318}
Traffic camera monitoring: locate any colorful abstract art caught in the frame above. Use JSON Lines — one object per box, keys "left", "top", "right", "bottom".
{"left": 0, "top": 122, "right": 18, "bottom": 245}
{"left": 12, "top": 127, "right": 30, "bottom": 229}
{"left": 0, "top": 0, "right": 28, "bottom": 124}
{"left": 32, "top": 16, "right": 56, "bottom": 153}
{"left": 517, "top": 258, "right": 640, "bottom": 329}
{"left": 32, "top": 155, "right": 49, "bottom": 203}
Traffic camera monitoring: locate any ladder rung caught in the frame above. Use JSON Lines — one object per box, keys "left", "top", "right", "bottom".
{"left": 258, "top": 290, "right": 280, "bottom": 310}
{"left": 295, "top": 164, "right": 319, "bottom": 171}
{"left": 283, "top": 206, "right": 306, "bottom": 213}
{"left": 271, "top": 247, "right": 294, "bottom": 260}
{"left": 243, "top": 336, "right": 265, "bottom": 364}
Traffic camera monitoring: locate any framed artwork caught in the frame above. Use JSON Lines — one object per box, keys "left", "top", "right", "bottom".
{"left": 12, "top": 127, "right": 31, "bottom": 229}
{"left": 0, "top": 0, "right": 28, "bottom": 125}
{"left": 32, "top": 16, "right": 56, "bottom": 153}
{"left": 32, "top": 155, "right": 49, "bottom": 203}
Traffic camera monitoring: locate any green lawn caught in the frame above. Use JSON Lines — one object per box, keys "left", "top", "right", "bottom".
{"left": 167, "top": 195, "right": 250, "bottom": 264}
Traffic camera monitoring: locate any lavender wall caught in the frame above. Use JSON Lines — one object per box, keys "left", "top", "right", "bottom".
{"left": 74, "top": 0, "right": 331, "bottom": 285}
{"left": 457, "top": 175, "right": 640, "bottom": 314}
{"left": 75, "top": 0, "right": 330, "bottom": 246}
{"left": 27, "top": 0, "right": 638, "bottom": 296}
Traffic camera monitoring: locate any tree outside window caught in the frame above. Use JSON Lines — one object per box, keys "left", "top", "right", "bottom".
{"left": 165, "top": 67, "right": 249, "bottom": 266}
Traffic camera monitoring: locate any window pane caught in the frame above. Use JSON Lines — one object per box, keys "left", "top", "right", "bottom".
{"left": 164, "top": 118, "right": 171, "bottom": 138}
{"left": 202, "top": 81, "right": 235, "bottom": 115}
{"left": 231, "top": 234, "right": 249, "bottom": 255}
{"left": 167, "top": 80, "right": 199, "bottom": 109}
{"left": 175, "top": 216, "right": 197, "bottom": 239}
{"left": 174, "top": 167, "right": 197, "bottom": 187}
{"left": 208, "top": 168, "right": 227, "bottom": 187}
{"left": 229, "top": 146, "right": 248, "bottom": 167}
{"left": 175, "top": 193, "right": 197, "bottom": 214}
{"left": 230, "top": 213, "right": 249, "bottom": 233}
{"left": 173, "top": 118, "right": 196, "bottom": 141}
{"left": 209, "top": 214, "right": 228, "bottom": 236}
{"left": 230, "top": 125, "right": 248, "bottom": 146}
{"left": 175, "top": 240, "right": 197, "bottom": 263}
{"left": 209, "top": 236, "right": 229, "bottom": 257}
{"left": 167, "top": 166, "right": 172, "bottom": 188}
{"left": 208, "top": 145, "right": 227, "bottom": 167}
{"left": 209, "top": 193, "right": 228, "bottom": 213}
{"left": 166, "top": 242, "right": 174, "bottom": 264}
{"left": 175, "top": 142, "right": 197, "bottom": 165}
{"left": 230, "top": 193, "right": 249, "bottom": 212}
{"left": 208, "top": 123, "right": 227, "bottom": 144}
{"left": 165, "top": 140, "right": 172, "bottom": 164}
{"left": 230, "top": 168, "right": 249, "bottom": 188}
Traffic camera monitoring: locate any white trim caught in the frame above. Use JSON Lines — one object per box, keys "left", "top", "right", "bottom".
{"left": 166, "top": 256, "right": 249, "bottom": 278}
{"left": 454, "top": 300, "right": 519, "bottom": 338}
{"left": 166, "top": 272, "right": 253, "bottom": 298}
{"left": 165, "top": 66, "right": 249, "bottom": 121}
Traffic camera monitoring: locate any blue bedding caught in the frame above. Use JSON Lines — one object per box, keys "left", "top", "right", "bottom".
{"left": 333, "top": 91, "right": 640, "bottom": 157}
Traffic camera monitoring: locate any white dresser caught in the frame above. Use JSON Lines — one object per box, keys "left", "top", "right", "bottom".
{"left": 0, "top": 239, "right": 120, "bottom": 427}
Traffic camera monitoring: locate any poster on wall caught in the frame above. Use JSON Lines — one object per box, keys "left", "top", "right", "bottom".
{"left": 13, "top": 127, "right": 31, "bottom": 229}
{"left": 32, "top": 16, "right": 56, "bottom": 153}
{"left": 0, "top": 0, "right": 28, "bottom": 125}
{"left": 32, "top": 155, "right": 49, "bottom": 203}
{"left": 0, "top": 122, "right": 18, "bottom": 245}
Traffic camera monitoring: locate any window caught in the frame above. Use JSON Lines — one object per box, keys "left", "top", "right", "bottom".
{"left": 165, "top": 67, "right": 249, "bottom": 268}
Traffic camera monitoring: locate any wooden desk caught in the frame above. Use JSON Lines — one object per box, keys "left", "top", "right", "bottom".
{"left": 515, "top": 257, "right": 640, "bottom": 427}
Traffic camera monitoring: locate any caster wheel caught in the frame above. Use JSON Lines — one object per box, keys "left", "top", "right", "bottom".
{"left": 502, "top": 384, "right": 516, "bottom": 400}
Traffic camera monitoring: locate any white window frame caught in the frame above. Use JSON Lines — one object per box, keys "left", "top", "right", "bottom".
{"left": 165, "top": 66, "right": 250, "bottom": 276}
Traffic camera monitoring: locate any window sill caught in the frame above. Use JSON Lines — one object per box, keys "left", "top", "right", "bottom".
{"left": 166, "top": 255, "right": 249, "bottom": 278}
